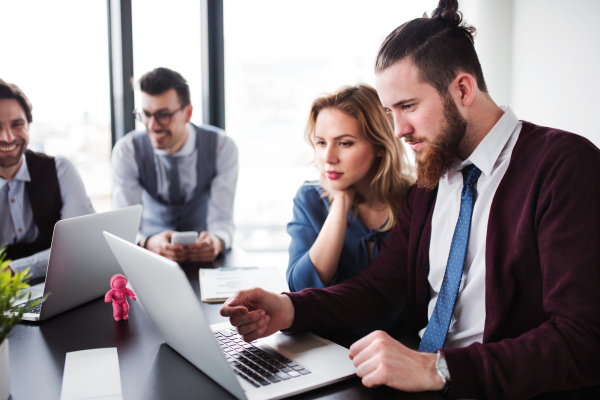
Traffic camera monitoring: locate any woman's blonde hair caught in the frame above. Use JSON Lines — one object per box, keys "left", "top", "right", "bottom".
{"left": 304, "top": 84, "right": 415, "bottom": 231}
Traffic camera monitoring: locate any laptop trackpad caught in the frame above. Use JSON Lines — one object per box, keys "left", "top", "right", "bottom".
{"left": 271, "top": 333, "right": 328, "bottom": 354}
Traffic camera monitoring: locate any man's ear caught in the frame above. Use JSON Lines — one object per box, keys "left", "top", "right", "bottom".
{"left": 184, "top": 104, "right": 193, "bottom": 122}
{"left": 451, "top": 73, "right": 476, "bottom": 107}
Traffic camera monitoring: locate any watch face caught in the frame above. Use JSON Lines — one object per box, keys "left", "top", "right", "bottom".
{"left": 436, "top": 352, "right": 451, "bottom": 381}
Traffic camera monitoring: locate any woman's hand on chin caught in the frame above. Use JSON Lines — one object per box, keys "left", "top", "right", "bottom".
{"left": 319, "top": 172, "right": 355, "bottom": 205}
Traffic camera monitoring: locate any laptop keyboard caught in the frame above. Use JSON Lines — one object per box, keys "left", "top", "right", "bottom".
{"left": 215, "top": 328, "right": 311, "bottom": 388}
{"left": 16, "top": 298, "right": 42, "bottom": 314}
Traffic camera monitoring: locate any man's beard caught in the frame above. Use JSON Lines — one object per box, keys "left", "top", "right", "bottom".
{"left": 0, "top": 140, "right": 26, "bottom": 168}
{"left": 412, "top": 96, "right": 468, "bottom": 190}
{"left": 149, "top": 129, "right": 172, "bottom": 149}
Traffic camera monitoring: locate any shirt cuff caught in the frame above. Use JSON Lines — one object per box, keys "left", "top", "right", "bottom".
{"left": 9, "top": 250, "right": 50, "bottom": 280}
{"left": 9, "top": 259, "right": 29, "bottom": 275}
{"left": 212, "top": 230, "right": 231, "bottom": 250}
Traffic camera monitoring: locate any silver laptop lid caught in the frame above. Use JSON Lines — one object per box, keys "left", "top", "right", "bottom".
{"left": 37, "top": 205, "right": 142, "bottom": 320}
{"left": 103, "top": 231, "right": 246, "bottom": 400}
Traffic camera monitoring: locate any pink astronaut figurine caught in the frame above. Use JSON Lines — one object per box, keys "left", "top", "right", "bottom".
{"left": 104, "top": 274, "right": 136, "bottom": 321}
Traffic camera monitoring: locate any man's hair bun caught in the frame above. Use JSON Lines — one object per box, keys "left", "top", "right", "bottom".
{"left": 431, "top": 0, "right": 462, "bottom": 27}
{"left": 375, "top": 0, "right": 487, "bottom": 94}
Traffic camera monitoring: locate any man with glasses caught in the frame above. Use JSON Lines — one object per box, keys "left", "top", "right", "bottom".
{"left": 111, "top": 68, "right": 238, "bottom": 262}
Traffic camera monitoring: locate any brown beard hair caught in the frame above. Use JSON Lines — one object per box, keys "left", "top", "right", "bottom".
{"left": 0, "top": 140, "right": 26, "bottom": 168}
{"left": 415, "top": 95, "right": 467, "bottom": 190}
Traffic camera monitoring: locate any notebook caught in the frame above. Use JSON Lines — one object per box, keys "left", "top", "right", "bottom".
{"left": 199, "top": 266, "right": 288, "bottom": 303}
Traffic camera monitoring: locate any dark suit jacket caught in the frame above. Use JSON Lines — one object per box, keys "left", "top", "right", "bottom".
{"left": 286, "top": 122, "right": 600, "bottom": 399}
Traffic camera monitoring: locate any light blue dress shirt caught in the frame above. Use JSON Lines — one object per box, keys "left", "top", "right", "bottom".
{"left": 111, "top": 123, "right": 238, "bottom": 248}
{"left": 0, "top": 155, "right": 95, "bottom": 278}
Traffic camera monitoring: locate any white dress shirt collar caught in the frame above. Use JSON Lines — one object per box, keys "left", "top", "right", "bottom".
{"left": 152, "top": 123, "right": 196, "bottom": 157}
{"left": 453, "top": 106, "right": 519, "bottom": 177}
{"left": 0, "top": 155, "right": 31, "bottom": 189}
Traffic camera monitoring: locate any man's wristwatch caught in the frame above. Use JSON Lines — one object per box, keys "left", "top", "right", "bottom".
{"left": 216, "top": 236, "right": 226, "bottom": 254}
{"left": 217, "top": 236, "right": 226, "bottom": 254}
{"left": 138, "top": 235, "right": 151, "bottom": 249}
{"left": 436, "top": 351, "right": 451, "bottom": 395}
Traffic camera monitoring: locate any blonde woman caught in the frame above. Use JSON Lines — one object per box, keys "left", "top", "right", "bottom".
{"left": 286, "top": 84, "right": 414, "bottom": 337}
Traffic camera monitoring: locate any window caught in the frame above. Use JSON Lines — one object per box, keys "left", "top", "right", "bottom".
{"left": 0, "top": 0, "right": 112, "bottom": 211}
{"left": 131, "top": 0, "right": 203, "bottom": 129}
{"left": 224, "top": 0, "right": 437, "bottom": 253}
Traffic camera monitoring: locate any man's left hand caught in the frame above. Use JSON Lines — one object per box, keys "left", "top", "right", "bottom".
{"left": 184, "top": 231, "right": 223, "bottom": 262}
{"left": 349, "top": 330, "right": 444, "bottom": 392}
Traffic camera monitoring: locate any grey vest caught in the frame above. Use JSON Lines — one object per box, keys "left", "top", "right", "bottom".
{"left": 132, "top": 124, "right": 218, "bottom": 237}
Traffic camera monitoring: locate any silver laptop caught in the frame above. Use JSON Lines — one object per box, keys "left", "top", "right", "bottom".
{"left": 14, "top": 206, "right": 142, "bottom": 321}
{"left": 103, "top": 231, "right": 356, "bottom": 400}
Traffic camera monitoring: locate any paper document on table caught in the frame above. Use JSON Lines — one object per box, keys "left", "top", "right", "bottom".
{"left": 199, "top": 266, "right": 289, "bottom": 303}
{"left": 60, "top": 347, "right": 123, "bottom": 400}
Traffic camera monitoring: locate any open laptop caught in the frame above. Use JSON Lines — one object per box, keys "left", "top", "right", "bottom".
{"left": 14, "top": 205, "right": 142, "bottom": 321}
{"left": 103, "top": 231, "right": 356, "bottom": 400}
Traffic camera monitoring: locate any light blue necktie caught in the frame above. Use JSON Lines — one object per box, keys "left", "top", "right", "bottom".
{"left": 419, "top": 164, "right": 482, "bottom": 353}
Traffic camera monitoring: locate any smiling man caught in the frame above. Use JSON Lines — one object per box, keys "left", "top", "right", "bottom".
{"left": 0, "top": 79, "right": 94, "bottom": 278}
{"left": 111, "top": 68, "right": 238, "bottom": 262}
{"left": 220, "top": 1, "right": 600, "bottom": 398}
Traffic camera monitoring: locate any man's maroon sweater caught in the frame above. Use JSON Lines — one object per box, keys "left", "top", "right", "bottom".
{"left": 286, "top": 122, "right": 600, "bottom": 399}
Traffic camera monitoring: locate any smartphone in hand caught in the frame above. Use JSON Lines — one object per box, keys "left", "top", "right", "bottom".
{"left": 170, "top": 231, "right": 199, "bottom": 246}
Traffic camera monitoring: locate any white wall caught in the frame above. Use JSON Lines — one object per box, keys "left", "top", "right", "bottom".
{"left": 462, "top": 0, "right": 600, "bottom": 145}
{"left": 511, "top": 0, "right": 600, "bottom": 145}
{"left": 460, "top": 0, "right": 514, "bottom": 107}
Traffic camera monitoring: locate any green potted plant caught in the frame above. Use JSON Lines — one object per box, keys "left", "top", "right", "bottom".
{"left": 0, "top": 247, "right": 42, "bottom": 400}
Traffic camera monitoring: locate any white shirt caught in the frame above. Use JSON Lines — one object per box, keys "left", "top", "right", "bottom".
{"left": 0, "top": 155, "right": 95, "bottom": 279}
{"left": 111, "top": 123, "right": 238, "bottom": 248}
{"left": 420, "top": 106, "right": 522, "bottom": 348}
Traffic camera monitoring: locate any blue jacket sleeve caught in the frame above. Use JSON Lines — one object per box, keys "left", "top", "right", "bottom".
{"left": 286, "top": 183, "right": 328, "bottom": 292}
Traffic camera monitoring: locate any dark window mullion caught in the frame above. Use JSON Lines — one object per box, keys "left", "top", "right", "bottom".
{"left": 201, "top": 0, "right": 225, "bottom": 130}
{"left": 108, "top": 0, "right": 135, "bottom": 147}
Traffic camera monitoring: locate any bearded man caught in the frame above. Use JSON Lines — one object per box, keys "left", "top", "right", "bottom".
{"left": 0, "top": 79, "right": 94, "bottom": 278}
{"left": 220, "top": 1, "right": 600, "bottom": 398}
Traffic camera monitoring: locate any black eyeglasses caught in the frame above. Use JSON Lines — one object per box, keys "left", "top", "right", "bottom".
{"left": 133, "top": 105, "right": 185, "bottom": 127}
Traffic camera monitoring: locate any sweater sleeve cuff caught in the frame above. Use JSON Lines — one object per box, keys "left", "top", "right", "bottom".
{"left": 441, "top": 344, "right": 486, "bottom": 399}
{"left": 281, "top": 291, "right": 313, "bottom": 333}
